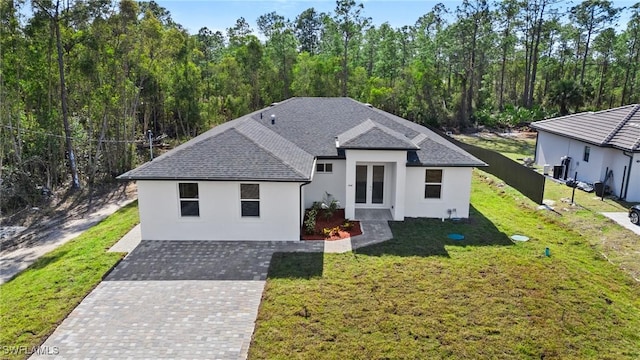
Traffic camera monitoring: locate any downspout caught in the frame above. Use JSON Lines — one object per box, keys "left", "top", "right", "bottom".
{"left": 299, "top": 181, "right": 312, "bottom": 240}
{"left": 299, "top": 158, "right": 317, "bottom": 240}
{"left": 533, "top": 131, "right": 539, "bottom": 164}
{"left": 622, "top": 151, "right": 634, "bottom": 200}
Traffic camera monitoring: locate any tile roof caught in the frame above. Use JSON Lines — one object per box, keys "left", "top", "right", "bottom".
{"left": 530, "top": 104, "right": 640, "bottom": 151}
{"left": 119, "top": 97, "right": 484, "bottom": 181}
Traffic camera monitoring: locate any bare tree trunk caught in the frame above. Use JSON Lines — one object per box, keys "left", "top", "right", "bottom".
{"left": 342, "top": 36, "right": 349, "bottom": 97}
{"left": 498, "top": 26, "right": 509, "bottom": 110}
{"left": 621, "top": 36, "right": 638, "bottom": 105}
{"left": 464, "top": 19, "right": 478, "bottom": 130}
{"left": 580, "top": 7, "right": 596, "bottom": 85}
{"left": 522, "top": 31, "right": 531, "bottom": 106}
{"left": 54, "top": 0, "right": 80, "bottom": 189}
{"left": 527, "top": 4, "right": 545, "bottom": 108}
{"left": 596, "top": 61, "right": 608, "bottom": 107}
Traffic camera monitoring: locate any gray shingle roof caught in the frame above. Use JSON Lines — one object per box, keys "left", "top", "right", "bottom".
{"left": 408, "top": 137, "right": 486, "bottom": 167}
{"left": 118, "top": 118, "right": 314, "bottom": 181}
{"left": 119, "top": 97, "right": 484, "bottom": 181}
{"left": 530, "top": 104, "right": 640, "bottom": 151}
{"left": 337, "top": 119, "right": 419, "bottom": 150}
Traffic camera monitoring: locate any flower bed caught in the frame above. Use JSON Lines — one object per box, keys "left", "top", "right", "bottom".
{"left": 302, "top": 209, "right": 362, "bottom": 241}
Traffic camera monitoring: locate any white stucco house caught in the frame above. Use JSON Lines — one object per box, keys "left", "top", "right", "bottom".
{"left": 530, "top": 104, "right": 640, "bottom": 202}
{"left": 118, "top": 97, "right": 485, "bottom": 241}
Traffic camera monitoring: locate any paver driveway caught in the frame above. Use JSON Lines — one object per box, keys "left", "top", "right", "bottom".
{"left": 32, "top": 240, "right": 323, "bottom": 360}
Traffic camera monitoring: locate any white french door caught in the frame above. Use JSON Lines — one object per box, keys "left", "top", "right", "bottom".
{"left": 355, "top": 164, "right": 385, "bottom": 206}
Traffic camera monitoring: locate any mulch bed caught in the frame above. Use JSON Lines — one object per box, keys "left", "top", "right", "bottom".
{"left": 302, "top": 209, "right": 362, "bottom": 241}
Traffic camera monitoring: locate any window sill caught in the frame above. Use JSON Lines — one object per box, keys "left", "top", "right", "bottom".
{"left": 240, "top": 216, "right": 262, "bottom": 221}
{"left": 177, "top": 216, "right": 203, "bottom": 222}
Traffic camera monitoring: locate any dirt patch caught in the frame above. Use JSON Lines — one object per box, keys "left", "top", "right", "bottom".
{"left": 302, "top": 209, "right": 362, "bottom": 241}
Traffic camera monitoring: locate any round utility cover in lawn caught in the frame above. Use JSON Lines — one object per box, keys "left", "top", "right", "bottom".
{"left": 511, "top": 235, "right": 529, "bottom": 242}
{"left": 447, "top": 233, "right": 465, "bottom": 240}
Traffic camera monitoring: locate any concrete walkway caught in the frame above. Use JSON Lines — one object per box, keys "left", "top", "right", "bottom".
{"left": 601, "top": 212, "right": 640, "bottom": 236}
{"left": 108, "top": 224, "right": 142, "bottom": 253}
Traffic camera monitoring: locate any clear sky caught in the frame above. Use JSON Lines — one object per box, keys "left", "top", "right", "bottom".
{"left": 155, "top": 0, "right": 638, "bottom": 35}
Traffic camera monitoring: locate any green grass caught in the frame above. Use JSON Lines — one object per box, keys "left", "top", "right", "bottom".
{"left": 0, "top": 202, "right": 139, "bottom": 360}
{"left": 455, "top": 132, "right": 639, "bottom": 280}
{"left": 454, "top": 133, "right": 537, "bottom": 162}
{"left": 249, "top": 174, "right": 640, "bottom": 359}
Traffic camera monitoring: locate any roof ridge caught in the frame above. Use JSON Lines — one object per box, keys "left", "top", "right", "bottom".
{"left": 602, "top": 104, "right": 640, "bottom": 145}
{"left": 411, "top": 133, "right": 428, "bottom": 146}
{"left": 236, "top": 121, "right": 312, "bottom": 179}
{"left": 371, "top": 119, "right": 414, "bottom": 141}
{"left": 338, "top": 119, "right": 419, "bottom": 149}
{"left": 337, "top": 119, "right": 376, "bottom": 144}
{"left": 628, "top": 105, "right": 640, "bottom": 150}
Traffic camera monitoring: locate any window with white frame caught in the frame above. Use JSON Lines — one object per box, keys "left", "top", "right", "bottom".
{"left": 240, "top": 184, "right": 260, "bottom": 217}
{"left": 316, "top": 163, "right": 333, "bottom": 173}
{"left": 425, "top": 169, "right": 443, "bottom": 199}
{"left": 583, "top": 146, "right": 590, "bottom": 162}
{"left": 178, "top": 183, "right": 199, "bottom": 217}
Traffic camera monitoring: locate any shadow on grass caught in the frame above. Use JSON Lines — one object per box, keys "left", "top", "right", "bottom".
{"left": 267, "top": 252, "right": 324, "bottom": 280}
{"left": 3, "top": 250, "right": 70, "bottom": 284}
{"left": 355, "top": 205, "right": 513, "bottom": 258}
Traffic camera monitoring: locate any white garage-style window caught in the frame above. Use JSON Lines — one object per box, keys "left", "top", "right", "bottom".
{"left": 425, "top": 169, "right": 443, "bottom": 199}
{"left": 316, "top": 163, "right": 333, "bottom": 173}
{"left": 178, "top": 182, "right": 199, "bottom": 217}
{"left": 240, "top": 184, "right": 260, "bottom": 217}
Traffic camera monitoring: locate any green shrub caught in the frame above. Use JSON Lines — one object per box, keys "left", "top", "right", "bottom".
{"left": 304, "top": 208, "right": 318, "bottom": 235}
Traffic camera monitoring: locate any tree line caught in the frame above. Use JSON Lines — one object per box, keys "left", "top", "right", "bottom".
{"left": 1, "top": 0, "right": 639, "bottom": 213}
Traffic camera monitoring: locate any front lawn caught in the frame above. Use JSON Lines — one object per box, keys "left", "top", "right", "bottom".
{"left": 0, "top": 202, "right": 139, "bottom": 360}
{"left": 456, "top": 131, "right": 639, "bottom": 280}
{"left": 249, "top": 173, "right": 640, "bottom": 359}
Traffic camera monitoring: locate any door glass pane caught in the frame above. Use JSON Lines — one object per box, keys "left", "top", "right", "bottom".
{"left": 372, "top": 165, "right": 384, "bottom": 204}
{"left": 355, "top": 165, "right": 367, "bottom": 204}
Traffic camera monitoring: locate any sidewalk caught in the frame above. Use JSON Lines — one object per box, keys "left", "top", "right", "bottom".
{"left": 0, "top": 198, "right": 135, "bottom": 284}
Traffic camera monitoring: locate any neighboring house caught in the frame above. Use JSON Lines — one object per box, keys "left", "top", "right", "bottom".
{"left": 118, "top": 97, "right": 485, "bottom": 241}
{"left": 530, "top": 104, "right": 640, "bottom": 202}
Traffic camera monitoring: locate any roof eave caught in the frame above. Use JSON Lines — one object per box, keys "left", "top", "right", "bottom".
{"left": 533, "top": 127, "right": 606, "bottom": 147}
{"left": 407, "top": 162, "right": 488, "bottom": 167}
{"left": 339, "top": 146, "right": 419, "bottom": 151}
{"left": 117, "top": 176, "right": 312, "bottom": 182}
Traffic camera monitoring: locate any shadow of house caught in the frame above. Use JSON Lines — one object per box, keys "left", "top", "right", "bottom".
{"left": 267, "top": 252, "right": 324, "bottom": 280}
{"left": 105, "top": 240, "right": 324, "bottom": 281}
{"left": 355, "top": 205, "right": 512, "bottom": 258}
